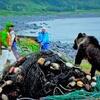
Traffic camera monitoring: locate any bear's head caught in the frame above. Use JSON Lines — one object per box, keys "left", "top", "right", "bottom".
{"left": 73, "top": 33, "right": 86, "bottom": 50}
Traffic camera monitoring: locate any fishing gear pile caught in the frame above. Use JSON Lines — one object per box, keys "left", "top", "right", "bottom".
{"left": 0, "top": 50, "right": 97, "bottom": 100}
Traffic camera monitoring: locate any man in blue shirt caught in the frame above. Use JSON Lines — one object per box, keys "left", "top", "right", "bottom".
{"left": 38, "top": 27, "right": 49, "bottom": 51}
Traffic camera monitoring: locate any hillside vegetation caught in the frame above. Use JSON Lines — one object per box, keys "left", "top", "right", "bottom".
{"left": 0, "top": 0, "right": 100, "bottom": 16}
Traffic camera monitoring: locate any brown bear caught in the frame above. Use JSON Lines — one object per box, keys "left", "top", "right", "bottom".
{"left": 73, "top": 33, "right": 100, "bottom": 77}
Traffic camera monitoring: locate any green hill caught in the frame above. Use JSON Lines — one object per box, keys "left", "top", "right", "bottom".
{"left": 0, "top": 0, "right": 100, "bottom": 16}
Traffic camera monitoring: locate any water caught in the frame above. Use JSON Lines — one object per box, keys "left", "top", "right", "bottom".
{"left": 49, "top": 17, "right": 100, "bottom": 42}
{"left": 24, "top": 17, "right": 100, "bottom": 43}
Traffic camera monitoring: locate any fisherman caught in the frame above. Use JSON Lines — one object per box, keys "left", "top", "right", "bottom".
{"left": 0, "top": 22, "right": 16, "bottom": 66}
{"left": 37, "top": 27, "right": 49, "bottom": 51}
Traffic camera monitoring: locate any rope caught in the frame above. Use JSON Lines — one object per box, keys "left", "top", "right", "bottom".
{"left": 17, "top": 97, "right": 34, "bottom": 100}
{"left": 59, "top": 84, "right": 75, "bottom": 92}
{"left": 53, "top": 86, "right": 64, "bottom": 95}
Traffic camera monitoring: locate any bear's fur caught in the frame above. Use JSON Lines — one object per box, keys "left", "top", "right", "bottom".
{"left": 73, "top": 33, "right": 100, "bottom": 77}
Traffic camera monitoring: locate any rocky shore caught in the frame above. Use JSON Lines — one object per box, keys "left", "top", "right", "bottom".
{"left": 50, "top": 41, "right": 76, "bottom": 61}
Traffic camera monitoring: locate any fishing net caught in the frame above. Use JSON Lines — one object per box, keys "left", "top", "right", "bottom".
{"left": 18, "top": 51, "right": 100, "bottom": 99}
{"left": 0, "top": 51, "right": 100, "bottom": 100}
{"left": 42, "top": 75, "right": 100, "bottom": 100}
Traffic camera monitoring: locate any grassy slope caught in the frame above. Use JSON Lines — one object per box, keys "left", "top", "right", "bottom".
{"left": 0, "top": 0, "right": 100, "bottom": 16}
{"left": 80, "top": 60, "right": 100, "bottom": 75}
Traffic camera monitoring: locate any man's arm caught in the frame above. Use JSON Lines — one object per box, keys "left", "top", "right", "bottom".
{"left": 37, "top": 32, "right": 42, "bottom": 43}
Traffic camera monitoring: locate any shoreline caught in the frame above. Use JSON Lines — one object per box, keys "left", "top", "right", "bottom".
{"left": 0, "top": 12, "right": 100, "bottom": 22}
{"left": 0, "top": 13, "right": 100, "bottom": 31}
